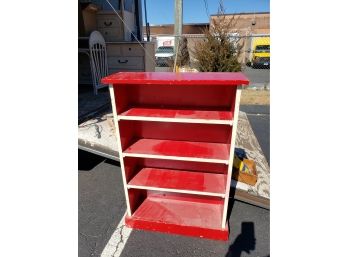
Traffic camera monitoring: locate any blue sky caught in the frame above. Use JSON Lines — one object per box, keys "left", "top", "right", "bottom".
{"left": 142, "top": 0, "right": 270, "bottom": 25}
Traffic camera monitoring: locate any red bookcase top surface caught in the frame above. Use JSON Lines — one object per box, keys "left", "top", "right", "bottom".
{"left": 101, "top": 72, "right": 249, "bottom": 86}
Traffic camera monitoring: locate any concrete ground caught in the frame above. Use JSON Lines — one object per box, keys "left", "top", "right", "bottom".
{"left": 242, "top": 67, "right": 270, "bottom": 89}
{"left": 79, "top": 105, "right": 270, "bottom": 257}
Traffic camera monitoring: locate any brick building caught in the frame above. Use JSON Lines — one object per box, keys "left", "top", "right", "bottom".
{"left": 144, "top": 23, "right": 209, "bottom": 37}
{"left": 144, "top": 12, "right": 270, "bottom": 65}
{"left": 144, "top": 12, "right": 269, "bottom": 37}
{"left": 210, "top": 12, "right": 270, "bottom": 35}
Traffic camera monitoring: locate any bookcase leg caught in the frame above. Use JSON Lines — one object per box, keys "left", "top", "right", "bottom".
{"left": 109, "top": 85, "right": 132, "bottom": 216}
{"left": 221, "top": 87, "right": 242, "bottom": 228}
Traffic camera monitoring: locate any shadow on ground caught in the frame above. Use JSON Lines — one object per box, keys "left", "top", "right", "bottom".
{"left": 78, "top": 149, "right": 106, "bottom": 171}
{"left": 225, "top": 222, "right": 256, "bottom": 257}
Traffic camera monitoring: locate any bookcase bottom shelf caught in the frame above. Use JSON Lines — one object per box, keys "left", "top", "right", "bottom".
{"left": 125, "top": 194, "right": 229, "bottom": 241}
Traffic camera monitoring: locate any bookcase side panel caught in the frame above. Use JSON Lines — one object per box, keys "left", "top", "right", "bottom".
{"left": 221, "top": 87, "right": 242, "bottom": 228}
{"left": 109, "top": 84, "right": 132, "bottom": 216}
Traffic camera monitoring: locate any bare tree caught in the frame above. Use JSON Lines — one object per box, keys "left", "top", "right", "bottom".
{"left": 193, "top": 1, "right": 243, "bottom": 72}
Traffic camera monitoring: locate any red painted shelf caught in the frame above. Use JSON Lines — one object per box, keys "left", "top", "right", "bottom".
{"left": 123, "top": 138, "right": 230, "bottom": 164}
{"left": 102, "top": 71, "right": 249, "bottom": 86}
{"left": 128, "top": 167, "right": 226, "bottom": 197}
{"left": 119, "top": 107, "right": 233, "bottom": 124}
{"left": 106, "top": 72, "right": 249, "bottom": 240}
{"left": 125, "top": 194, "right": 228, "bottom": 240}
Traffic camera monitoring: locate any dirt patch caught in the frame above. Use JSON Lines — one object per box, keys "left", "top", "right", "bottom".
{"left": 240, "top": 89, "right": 270, "bottom": 105}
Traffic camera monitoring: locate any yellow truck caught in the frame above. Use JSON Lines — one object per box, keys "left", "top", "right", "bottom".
{"left": 250, "top": 36, "right": 270, "bottom": 68}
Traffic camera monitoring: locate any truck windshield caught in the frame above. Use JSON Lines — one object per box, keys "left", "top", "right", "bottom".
{"left": 156, "top": 47, "right": 174, "bottom": 53}
{"left": 255, "top": 45, "right": 270, "bottom": 53}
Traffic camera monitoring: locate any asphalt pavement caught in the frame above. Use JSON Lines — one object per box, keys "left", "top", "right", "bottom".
{"left": 240, "top": 105, "right": 270, "bottom": 164}
{"left": 79, "top": 153, "right": 126, "bottom": 257}
{"left": 79, "top": 150, "right": 269, "bottom": 257}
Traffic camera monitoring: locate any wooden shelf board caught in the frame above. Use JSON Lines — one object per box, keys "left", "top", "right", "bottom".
{"left": 102, "top": 72, "right": 249, "bottom": 86}
{"left": 125, "top": 194, "right": 228, "bottom": 240}
{"left": 127, "top": 167, "right": 226, "bottom": 197}
{"left": 123, "top": 139, "right": 230, "bottom": 164}
{"left": 118, "top": 107, "right": 233, "bottom": 125}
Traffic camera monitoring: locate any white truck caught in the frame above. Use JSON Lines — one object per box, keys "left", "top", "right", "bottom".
{"left": 154, "top": 36, "right": 175, "bottom": 67}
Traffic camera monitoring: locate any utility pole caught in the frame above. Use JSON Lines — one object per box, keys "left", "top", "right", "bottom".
{"left": 174, "top": 0, "right": 183, "bottom": 70}
{"left": 144, "top": 0, "right": 150, "bottom": 41}
{"left": 174, "top": 0, "right": 183, "bottom": 51}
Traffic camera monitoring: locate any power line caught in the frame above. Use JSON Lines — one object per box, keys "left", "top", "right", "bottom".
{"left": 203, "top": 0, "right": 210, "bottom": 19}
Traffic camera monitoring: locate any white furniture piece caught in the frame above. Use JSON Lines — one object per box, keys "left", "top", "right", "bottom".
{"left": 88, "top": 31, "right": 155, "bottom": 94}
{"left": 106, "top": 42, "right": 155, "bottom": 74}
{"left": 89, "top": 31, "right": 109, "bottom": 95}
{"left": 96, "top": 9, "right": 135, "bottom": 42}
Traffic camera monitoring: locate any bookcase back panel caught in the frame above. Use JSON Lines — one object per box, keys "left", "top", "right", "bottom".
{"left": 123, "top": 157, "right": 228, "bottom": 182}
{"left": 118, "top": 120, "right": 232, "bottom": 150}
{"left": 113, "top": 84, "right": 237, "bottom": 114}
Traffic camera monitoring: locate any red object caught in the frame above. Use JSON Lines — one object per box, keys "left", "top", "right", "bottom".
{"left": 119, "top": 107, "right": 233, "bottom": 123}
{"left": 124, "top": 138, "right": 230, "bottom": 163}
{"left": 123, "top": 157, "right": 228, "bottom": 183}
{"left": 128, "top": 167, "right": 227, "bottom": 196}
{"left": 163, "top": 40, "right": 172, "bottom": 46}
{"left": 111, "top": 83, "right": 237, "bottom": 116}
{"left": 125, "top": 193, "right": 228, "bottom": 241}
{"left": 101, "top": 71, "right": 249, "bottom": 86}
{"left": 118, "top": 121, "right": 232, "bottom": 155}
{"left": 106, "top": 72, "right": 249, "bottom": 241}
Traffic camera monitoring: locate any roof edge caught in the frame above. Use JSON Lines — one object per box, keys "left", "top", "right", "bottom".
{"left": 211, "top": 11, "right": 270, "bottom": 16}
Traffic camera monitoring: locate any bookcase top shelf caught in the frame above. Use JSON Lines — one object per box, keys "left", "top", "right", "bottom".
{"left": 118, "top": 107, "right": 233, "bottom": 125}
{"left": 101, "top": 72, "right": 249, "bottom": 86}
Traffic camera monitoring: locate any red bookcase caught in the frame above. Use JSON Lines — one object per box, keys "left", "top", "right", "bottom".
{"left": 101, "top": 72, "right": 249, "bottom": 241}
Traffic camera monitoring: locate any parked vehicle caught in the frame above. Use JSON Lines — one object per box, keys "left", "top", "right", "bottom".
{"left": 250, "top": 37, "right": 270, "bottom": 68}
{"left": 155, "top": 46, "right": 174, "bottom": 67}
{"left": 156, "top": 36, "right": 175, "bottom": 48}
